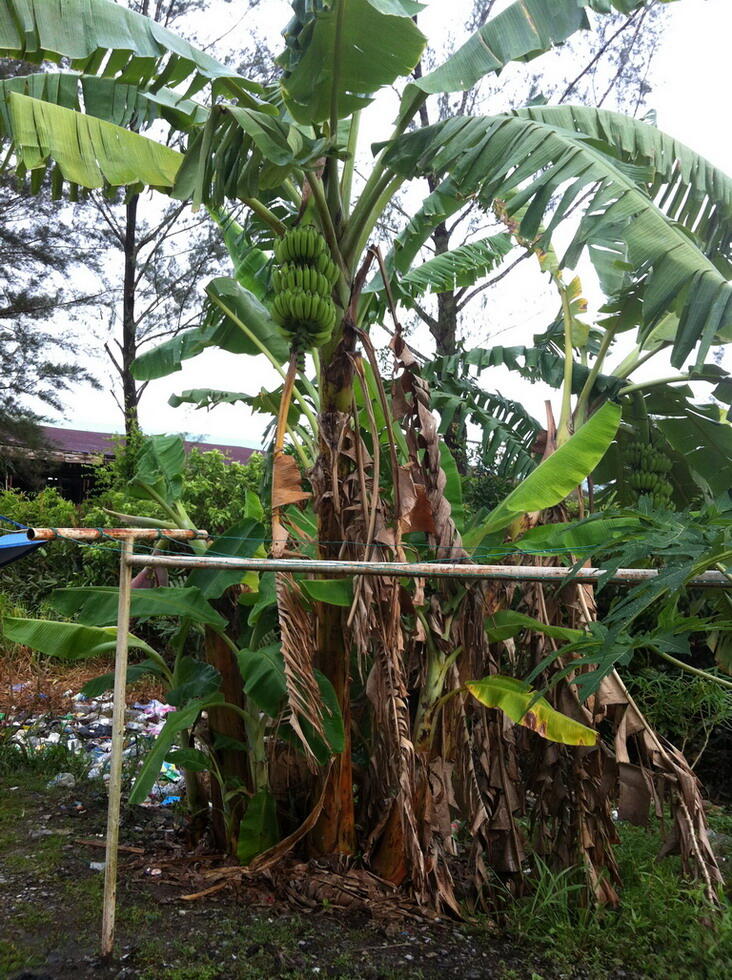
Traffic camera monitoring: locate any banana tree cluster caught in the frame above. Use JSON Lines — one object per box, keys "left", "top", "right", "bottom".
{"left": 1, "top": 0, "right": 730, "bottom": 908}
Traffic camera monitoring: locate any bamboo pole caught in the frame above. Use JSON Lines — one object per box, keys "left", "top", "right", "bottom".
{"left": 101, "top": 538, "right": 134, "bottom": 961}
{"left": 27, "top": 528, "right": 208, "bottom": 541}
{"left": 124, "top": 553, "right": 730, "bottom": 588}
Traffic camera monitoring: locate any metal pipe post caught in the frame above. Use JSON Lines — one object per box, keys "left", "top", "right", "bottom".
{"left": 101, "top": 538, "right": 134, "bottom": 960}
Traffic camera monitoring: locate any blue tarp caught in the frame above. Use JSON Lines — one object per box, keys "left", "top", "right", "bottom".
{"left": 0, "top": 531, "right": 44, "bottom": 568}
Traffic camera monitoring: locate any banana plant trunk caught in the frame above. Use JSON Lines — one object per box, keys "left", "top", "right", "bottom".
{"left": 203, "top": 626, "right": 252, "bottom": 853}
{"left": 308, "top": 327, "right": 358, "bottom": 855}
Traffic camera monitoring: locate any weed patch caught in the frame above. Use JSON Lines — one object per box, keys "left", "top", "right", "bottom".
{"left": 501, "top": 818, "right": 732, "bottom": 979}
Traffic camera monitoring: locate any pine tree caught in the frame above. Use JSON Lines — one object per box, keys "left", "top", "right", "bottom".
{"left": 0, "top": 57, "right": 104, "bottom": 479}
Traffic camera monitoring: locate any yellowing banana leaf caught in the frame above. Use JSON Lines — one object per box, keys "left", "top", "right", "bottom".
{"left": 0, "top": 0, "right": 262, "bottom": 102}
{"left": 0, "top": 71, "right": 206, "bottom": 140}
{"left": 466, "top": 675, "right": 598, "bottom": 746}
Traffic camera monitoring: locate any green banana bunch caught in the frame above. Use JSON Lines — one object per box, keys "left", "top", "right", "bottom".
{"left": 625, "top": 435, "right": 674, "bottom": 509}
{"left": 271, "top": 289, "right": 337, "bottom": 346}
{"left": 270, "top": 226, "right": 339, "bottom": 356}
{"left": 274, "top": 226, "right": 329, "bottom": 266}
{"left": 272, "top": 264, "right": 332, "bottom": 298}
{"left": 625, "top": 440, "right": 673, "bottom": 474}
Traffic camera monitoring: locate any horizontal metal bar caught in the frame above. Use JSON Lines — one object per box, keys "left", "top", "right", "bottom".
{"left": 27, "top": 527, "right": 209, "bottom": 542}
{"left": 125, "top": 554, "right": 729, "bottom": 588}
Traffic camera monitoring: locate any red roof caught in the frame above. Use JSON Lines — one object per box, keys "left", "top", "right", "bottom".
{"left": 39, "top": 426, "right": 256, "bottom": 465}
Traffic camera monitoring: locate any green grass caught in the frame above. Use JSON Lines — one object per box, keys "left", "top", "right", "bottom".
{"left": 2, "top": 743, "right": 731, "bottom": 979}
{"left": 0, "top": 938, "right": 42, "bottom": 977}
{"left": 500, "top": 818, "right": 732, "bottom": 979}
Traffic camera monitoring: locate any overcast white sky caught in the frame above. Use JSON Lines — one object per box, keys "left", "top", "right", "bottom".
{"left": 49, "top": 0, "right": 732, "bottom": 449}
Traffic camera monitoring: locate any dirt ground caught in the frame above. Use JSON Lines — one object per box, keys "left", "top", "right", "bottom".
{"left": 0, "top": 648, "right": 165, "bottom": 719}
{"left": 0, "top": 776, "right": 570, "bottom": 980}
{"left": 2, "top": 658, "right": 730, "bottom": 980}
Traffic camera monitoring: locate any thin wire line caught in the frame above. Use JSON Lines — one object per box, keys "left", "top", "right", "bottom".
{"left": 0, "top": 514, "right": 30, "bottom": 529}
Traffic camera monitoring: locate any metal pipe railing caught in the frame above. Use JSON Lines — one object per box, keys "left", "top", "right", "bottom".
{"left": 124, "top": 553, "right": 729, "bottom": 588}
{"left": 25, "top": 530, "right": 729, "bottom": 589}
{"left": 27, "top": 527, "right": 209, "bottom": 541}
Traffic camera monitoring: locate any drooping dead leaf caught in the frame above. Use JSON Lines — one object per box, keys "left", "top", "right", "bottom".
{"left": 617, "top": 762, "right": 652, "bottom": 826}
{"left": 275, "top": 573, "right": 324, "bottom": 767}
{"left": 397, "top": 466, "right": 437, "bottom": 534}
{"left": 515, "top": 523, "right": 723, "bottom": 904}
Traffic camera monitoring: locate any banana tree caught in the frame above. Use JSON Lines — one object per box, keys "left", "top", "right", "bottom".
{"left": 1, "top": 0, "right": 729, "bottom": 906}
{"left": 421, "top": 187, "right": 732, "bottom": 511}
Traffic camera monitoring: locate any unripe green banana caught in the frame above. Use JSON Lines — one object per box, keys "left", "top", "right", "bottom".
{"left": 315, "top": 250, "right": 338, "bottom": 286}
{"left": 624, "top": 432, "right": 675, "bottom": 509}
{"left": 270, "top": 225, "right": 338, "bottom": 353}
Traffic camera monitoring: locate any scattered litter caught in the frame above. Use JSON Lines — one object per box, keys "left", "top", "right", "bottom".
{"left": 90, "top": 862, "right": 106, "bottom": 872}
{"left": 29, "top": 828, "right": 72, "bottom": 839}
{"left": 76, "top": 838, "right": 143, "bottom": 855}
{"left": 2, "top": 691, "right": 185, "bottom": 808}
{"left": 47, "top": 772, "right": 76, "bottom": 790}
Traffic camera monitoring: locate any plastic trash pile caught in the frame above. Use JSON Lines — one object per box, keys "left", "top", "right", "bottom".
{"left": 4, "top": 692, "right": 185, "bottom": 805}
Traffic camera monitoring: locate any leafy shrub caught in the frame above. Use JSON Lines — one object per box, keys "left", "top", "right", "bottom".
{"left": 0, "top": 487, "right": 77, "bottom": 529}
{"left": 179, "top": 447, "right": 264, "bottom": 532}
{"left": 86, "top": 442, "right": 265, "bottom": 534}
{"left": 0, "top": 440, "right": 265, "bottom": 619}
{"left": 462, "top": 463, "right": 515, "bottom": 522}
{"left": 0, "top": 488, "right": 84, "bottom": 616}
{"left": 627, "top": 665, "right": 732, "bottom": 768}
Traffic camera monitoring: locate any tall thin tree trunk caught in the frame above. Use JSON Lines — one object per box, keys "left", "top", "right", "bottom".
{"left": 431, "top": 226, "right": 467, "bottom": 473}
{"left": 122, "top": 194, "right": 140, "bottom": 438}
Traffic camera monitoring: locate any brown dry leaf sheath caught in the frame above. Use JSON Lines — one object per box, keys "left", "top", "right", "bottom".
{"left": 272, "top": 454, "right": 311, "bottom": 509}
